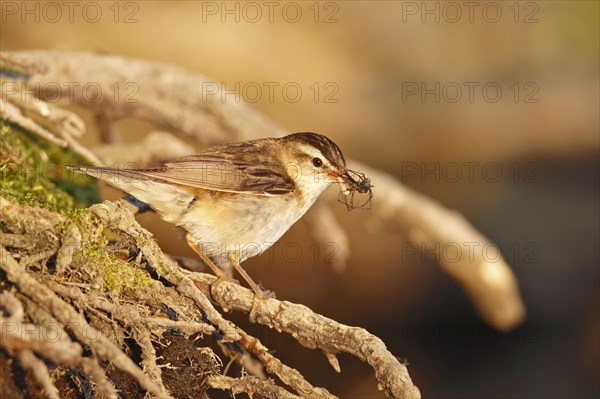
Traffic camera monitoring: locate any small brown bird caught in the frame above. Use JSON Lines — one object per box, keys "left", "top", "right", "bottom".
{"left": 68, "top": 132, "right": 370, "bottom": 297}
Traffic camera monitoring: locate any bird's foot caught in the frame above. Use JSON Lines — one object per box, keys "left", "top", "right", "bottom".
{"left": 227, "top": 252, "right": 276, "bottom": 300}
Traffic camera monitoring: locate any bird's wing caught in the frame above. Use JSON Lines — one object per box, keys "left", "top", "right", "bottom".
{"left": 70, "top": 140, "right": 295, "bottom": 196}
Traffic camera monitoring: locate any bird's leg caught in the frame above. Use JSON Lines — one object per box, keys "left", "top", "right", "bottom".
{"left": 185, "top": 232, "right": 224, "bottom": 278}
{"left": 185, "top": 233, "right": 272, "bottom": 297}
{"left": 228, "top": 252, "right": 274, "bottom": 299}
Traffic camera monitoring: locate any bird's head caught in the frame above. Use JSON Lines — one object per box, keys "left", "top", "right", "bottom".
{"left": 279, "top": 132, "right": 364, "bottom": 203}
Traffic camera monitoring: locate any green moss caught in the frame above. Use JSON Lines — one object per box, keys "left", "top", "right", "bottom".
{"left": 101, "top": 254, "right": 155, "bottom": 291}
{"left": 1, "top": 120, "right": 153, "bottom": 292}
{"left": 0, "top": 121, "right": 99, "bottom": 212}
{"left": 70, "top": 208, "right": 154, "bottom": 292}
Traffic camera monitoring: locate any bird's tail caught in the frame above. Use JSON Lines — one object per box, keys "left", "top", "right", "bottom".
{"left": 66, "top": 165, "right": 194, "bottom": 220}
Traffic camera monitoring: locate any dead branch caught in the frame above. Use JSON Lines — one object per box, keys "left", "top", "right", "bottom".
{"left": 19, "top": 294, "right": 120, "bottom": 398}
{"left": 205, "top": 374, "right": 303, "bottom": 398}
{"left": 193, "top": 273, "right": 421, "bottom": 399}
{"left": 17, "top": 350, "right": 61, "bottom": 399}
{"left": 0, "top": 243, "right": 171, "bottom": 399}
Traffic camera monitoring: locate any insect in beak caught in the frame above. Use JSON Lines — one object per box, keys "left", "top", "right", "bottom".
{"left": 337, "top": 169, "right": 373, "bottom": 211}
{"left": 338, "top": 171, "right": 359, "bottom": 195}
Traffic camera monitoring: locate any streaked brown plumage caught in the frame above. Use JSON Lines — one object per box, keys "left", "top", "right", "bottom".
{"left": 68, "top": 132, "right": 367, "bottom": 296}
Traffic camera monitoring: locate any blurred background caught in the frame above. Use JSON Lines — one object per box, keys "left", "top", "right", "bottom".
{"left": 2, "top": 1, "right": 598, "bottom": 397}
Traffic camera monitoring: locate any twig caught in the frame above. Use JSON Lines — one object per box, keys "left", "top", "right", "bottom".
{"left": 193, "top": 273, "right": 421, "bottom": 399}
{"left": 48, "top": 281, "right": 216, "bottom": 337}
{"left": 17, "top": 350, "right": 61, "bottom": 399}
{"left": 17, "top": 247, "right": 58, "bottom": 267}
{"left": 1, "top": 50, "right": 287, "bottom": 144}
{"left": 0, "top": 232, "right": 48, "bottom": 249}
{"left": 205, "top": 374, "right": 303, "bottom": 399}
{"left": 228, "top": 318, "right": 338, "bottom": 399}
{"left": 0, "top": 291, "right": 24, "bottom": 323}
{"left": 55, "top": 220, "right": 81, "bottom": 275}
{"left": 0, "top": 244, "right": 173, "bottom": 399}
{"left": 21, "top": 296, "right": 120, "bottom": 399}
{"left": 133, "top": 327, "right": 169, "bottom": 395}
{"left": 0, "top": 99, "right": 68, "bottom": 147}
{"left": 0, "top": 317, "right": 118, "bottom": 399}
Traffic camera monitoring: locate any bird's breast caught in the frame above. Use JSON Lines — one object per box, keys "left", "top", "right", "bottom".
{"left": 175, "top": 192, "right": 306, "bottom": 265}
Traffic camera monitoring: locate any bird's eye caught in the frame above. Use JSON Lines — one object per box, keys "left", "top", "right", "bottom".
{"left": 312, "top": 157, "right": 323, "bottom": 167}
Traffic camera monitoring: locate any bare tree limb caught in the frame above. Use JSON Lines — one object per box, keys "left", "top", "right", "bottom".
{"left": 0, "top": 242, "right": 172, "bottom": 399}
{"left": 17, "top": 350, "right": 61, "bottom": 399}
{"left": 193, "top": 273, "right": 421, "bottom": 399}
{"left": 0, "top": 299, "right": 119, "bottom": 399}
{"left": 205, "top": 374, "right": 303, "bottom": 398}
